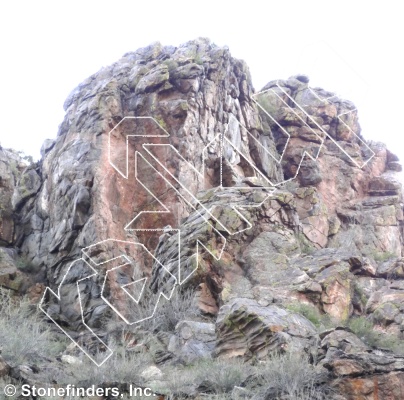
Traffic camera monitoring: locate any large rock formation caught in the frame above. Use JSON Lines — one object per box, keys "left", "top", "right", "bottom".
{"left": 1, "top": 38, "right": 404, "bottom": 399}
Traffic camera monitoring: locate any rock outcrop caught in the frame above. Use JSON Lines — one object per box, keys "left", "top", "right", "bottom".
{"left": 321, "top": 328, "right": 404, "bottom": 399}
{"left": 215, "top": 298, "right": 318, "bottom": 360}
{"left": 0, "top": 147, "right": 25, "bottom": 246}
{"left": 1, "top": 38, "right": 404, "bottom": 399}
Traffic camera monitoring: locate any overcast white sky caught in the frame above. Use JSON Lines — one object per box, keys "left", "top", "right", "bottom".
{"left": 0, "top": 1, "right": 403, "bottom": 165}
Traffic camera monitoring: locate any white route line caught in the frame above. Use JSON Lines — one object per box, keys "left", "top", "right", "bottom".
{"left": 141, "top": 145, "right": 251, "bottom": 236}
{"left": 38, "top": 258, "right": 113, "bottom": 367}
{"left": 108, "top": 116, "right": 170, "bottom": 179}
{"left": 131, "top": 150, "right": 226, "bottom": 285}
{"left": 252, "top": 80, "right": 375, "bottom": 173}
{"left": 96, "top": 252, "right": 176, "bottom": 326}
{"left": 39, "top": 238, "right": 178, "bottom": 366}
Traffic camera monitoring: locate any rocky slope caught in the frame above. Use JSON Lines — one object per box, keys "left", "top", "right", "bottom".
{"left": 1, "top": 38, "right": 404, "bottom": 399}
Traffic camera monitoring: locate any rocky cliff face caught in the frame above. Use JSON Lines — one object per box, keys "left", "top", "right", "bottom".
{"left": 1, "top": 38, "right": 404, "bottom": 399}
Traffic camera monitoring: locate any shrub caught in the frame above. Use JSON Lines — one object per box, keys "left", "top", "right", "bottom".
{"left": 163, "top": 58, "right": 178, "bottom": 72}
{"left": 135, "top": 287, "right": 200, "bottom": 333}
{"left": 194, "top": 358, "right": 251, "bottom": 394}
{"left": 348, "top": 316, "right": 380, "bottom": 347}
{"left": 371, "top": 251, "right": 396, "bottom": 263}
{"left": 16, "top": 150, "right": 34, "bottom": 164}
{"left": 352, "top": 281, "right": 368, "bottom": 309}
{"left": 194, "top": 53, "right": 204, "bottom": 65}
{"left": 253, "top": 352, "right": 329, "bottom": 399}
{"left": 348, "top": 316, "right": 404, "bottom": 354}
{"left": 0, "top": 289, "right": 66, "bottom": 366}
{"left": 286, "top": 302, "right": 334, "bottom": 330}
{"left": 159, "top": 352, "right": 331, "bottom": 399}
{"left": 296, "top": 233, "right": 316, "bottom": 255}
{"left": 378, "top": 335, "right": 404, "bottom": 355}
{"left": 59, "top": 346, "right": 153, "bottom": 386}
{"left": 282, "top": 179, "right": 299, "bottom": 192}
{"left": 161, "top": 358, "right": 252, "bottom": 397}
{"left": 15, "top": 255, "right": 32, "bottom": 272}
{"left": 14, "top": 254, "right": 42, "bottom": 274}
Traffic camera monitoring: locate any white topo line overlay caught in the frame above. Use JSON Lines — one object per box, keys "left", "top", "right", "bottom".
{"left": 251, "top": 81, "right": 375, "bottom": 176}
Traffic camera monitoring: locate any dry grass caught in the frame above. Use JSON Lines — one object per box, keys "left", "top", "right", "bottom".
{"left": 0, "top": 289, "right": 66, "bottom": 366}
{"left": 252, "top": 352, "right": 329, "bottom": 399}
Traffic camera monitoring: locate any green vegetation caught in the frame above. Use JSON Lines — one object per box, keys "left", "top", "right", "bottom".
{"left": 286, "top": 301, "right": 404, "bottom": 356}
{"left": 347, "top": 316, "right": 404, "bottom": 354}
{"left": 9, "top": 159, "right": 19, "bottom": 178}
{"left": 15, "top": 255, "right": 41, "bottom": 273}
{"left": 296, "top": 232, "right": 316, "bottom": 255}
{"left": 286, "top": 302, "right": 334, "bottom": 329}
{"left": 371, "top": 251, "right": 397, "bottom": 263}
{"left": 353, "top": 281, "right": 368, "bottom": 308}
{"left": 162, "top": 58, "right": 179, "bottom": 72}
{"left": 16, "top": 150, "right": 34, "bottom": 164}
{"left": 282, "top": 179, "right": 299, "bottom": 192}
{"left": 348, "top": 316, "right": 378, "bottom": 344}
{"left": 15, "top": 255, "right": 31, "bottom": 271}
{"left": 154, "top": 115, "right": 168, "bottom": 131}
{"left": 194, "top": 52, "right": 204, "bottom": 65}
{"left": 254, "top": 91, "right": 275, "bottom": 115}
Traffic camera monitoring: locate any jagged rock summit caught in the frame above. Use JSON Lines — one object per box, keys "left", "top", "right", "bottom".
{"left": 1, "top": 38, "right": 404, "bottom": 399}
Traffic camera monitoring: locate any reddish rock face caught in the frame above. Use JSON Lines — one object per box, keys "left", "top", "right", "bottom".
{"left": 336, "top": 372, "right": 404, "bottom": 400}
